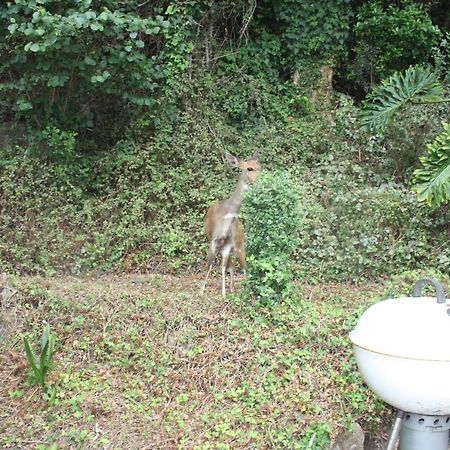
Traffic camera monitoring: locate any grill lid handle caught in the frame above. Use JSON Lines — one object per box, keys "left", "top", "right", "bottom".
{"left": 411, "top": 278, "right": 447, "bottom": 304}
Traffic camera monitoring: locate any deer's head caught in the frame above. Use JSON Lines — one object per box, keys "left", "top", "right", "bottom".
{"left": 225, "top": 151, "right": 261, "bottom": 184}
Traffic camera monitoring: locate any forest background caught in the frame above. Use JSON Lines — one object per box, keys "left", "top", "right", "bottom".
{"left": 0, "top": 0, "right": 449, "bottom": 282}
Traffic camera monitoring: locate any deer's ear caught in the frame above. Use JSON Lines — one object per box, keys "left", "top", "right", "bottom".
{"left": 251, "top": 150, "right": 260, "bottom": 161}
{"left": 225, "top": 152, "right": 240, "bottom": 168}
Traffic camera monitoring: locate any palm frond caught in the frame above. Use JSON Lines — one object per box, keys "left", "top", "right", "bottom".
{"left": 412, "top": 123, "right": 450, "bottom": 207}
{"left": 360, "top": 66, "right": 445, "bottom": 132}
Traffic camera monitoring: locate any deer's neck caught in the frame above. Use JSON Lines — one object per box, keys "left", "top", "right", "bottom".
{"left": 227, "top": 175, "right": 249, "bottom": 214}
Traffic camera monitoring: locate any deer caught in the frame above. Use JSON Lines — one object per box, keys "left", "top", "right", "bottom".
{"left": 201, "top": 151, "right": 261, "bottom": 297}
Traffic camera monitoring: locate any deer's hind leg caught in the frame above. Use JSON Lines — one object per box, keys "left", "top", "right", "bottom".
{"left": 221, "top": 243, "right": 233, "bottom": 297}
{"left": 227, "top": 258, "right": 236, "bottom": 293}
{"left": 201, "top": 239, "right": 218, "bottom": 295}
{"left": 206, "top": 238, "right": 219, "bottom": 268}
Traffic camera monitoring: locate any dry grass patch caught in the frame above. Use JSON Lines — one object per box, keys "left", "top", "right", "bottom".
{"left": 1, "top": 274, "right": 392, "bottom": 449}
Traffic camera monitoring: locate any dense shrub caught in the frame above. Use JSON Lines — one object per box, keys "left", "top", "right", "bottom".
{"left": 243, "top": 172, "right": 302, "bottom": 304}
{"left": 294, "top": 162, "right": 450, "bottom": 283}
{"left": 272, "top": 0, "right": 353, "bottom": 69}
{"left": 380, "top": 102, "right": 449, "bottom": 179}
{"left": 432, "top": 32, "right": 450, "bottom": 85}
{"left": 1, "top": 91, "right": 449, "bottom": 281}
{"left": 0, "top": 1, "right": 192, "bottom": 141}
{"left": 348, "top": 1, "right": 441, "bottom": 92}
{"left": 0, "top": 104, "right": 247, "bottom": 274}
{"left": 0, "top": 145, "right": 81, "bottom": 275}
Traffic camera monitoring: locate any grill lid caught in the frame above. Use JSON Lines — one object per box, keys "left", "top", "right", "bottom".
{"left": 349, "top": 279, "right": 450, "bottom": 361}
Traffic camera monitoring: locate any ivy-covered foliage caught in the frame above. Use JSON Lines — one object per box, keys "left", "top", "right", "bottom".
{"left": 243, "top": 172, "right": 302, "bottom": 304}
{"left": 348, "top": 0, "right": 441, "bottom": 91}
{"left": 0, "top": 0, "right": 192, "bottom": 141}
{"left": 271, "top": 0, "right": 353, "bottom": 68}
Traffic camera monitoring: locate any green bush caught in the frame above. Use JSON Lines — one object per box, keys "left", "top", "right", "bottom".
{"left": 272, "top": 0, "right": 352, "bottom": 69}
{"left": 383, "top": 269, "right": 450, "bottom": 299}
{"left": 0, "top": 104, "right": 230, "bottom": 274}
{"left": 0, "top": 84, "right": 448, "bottom": 281}
{"left": 413, "top": 122, "right": 450, "bottom": 207}
{"left": 294, "top": 168, "right": 450, "bottom": 282}
{"left": 0, "top": 1, "right": 192, "bottom": 140}
{"left": 349, "top": 1, "right": 441, "bottom": 91}
{"left": 432, "top": 32, "right": 450, "bottom": 84}
{"left": 243, "top": 172, "right": 302, "bottom": 304}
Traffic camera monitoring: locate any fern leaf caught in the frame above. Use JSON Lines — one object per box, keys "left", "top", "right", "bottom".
{"left": 413, "top": 123, "right": 450, "bottom": 207}
{"left": 360, "top": 66, "right": 444, "bottom": 132}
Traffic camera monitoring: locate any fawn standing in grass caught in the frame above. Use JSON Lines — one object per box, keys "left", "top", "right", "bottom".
{"left": 202, "top": 151, "right": 261, "bottom": 296}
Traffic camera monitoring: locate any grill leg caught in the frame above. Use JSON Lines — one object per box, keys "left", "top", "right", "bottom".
{"left": 386, "top": 410, "right": 405, "bottom": 450}
{"left": 399, "top": 413, "right": 450, "bottom": 450}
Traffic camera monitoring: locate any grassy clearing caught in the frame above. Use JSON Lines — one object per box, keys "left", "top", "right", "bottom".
{"left": 1, "top": 274, "right": 393, "bottom": 449}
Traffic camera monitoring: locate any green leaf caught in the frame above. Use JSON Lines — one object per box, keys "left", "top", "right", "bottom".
{"left": 7, "top": 23, "right": 18, "bottom": 33}
{"left": 74, "top": 16, "right": 86, "bottom": 27}
{"left": 360, "top": 66, "right": 445, "bottom": 132}
{"left": 39, "top": 340, "right": 50, "bottom": 385}
{"left": 98, "top": 11, "right": 109, "bottom": 21}
{"left": 16, "top": 98, "right": 33, "bottom": 111}
{"left": 85, "top": 11, "right": 96, "bottom": 20}
{"left": 91, "top": 72, "right": 110, "bottom": 83}
{"left": 23, "top": 337, "right": 40, "bottom": 382}
{"left": 40, "top": 323, "right": 50, "bottom": 352}
{"left": 90, "top": 23, "right": 104, "bottom": 31}
{"left": 84, "top": 56, "right": 96, "bottom": 66}
{"left": 32, "top": 11, "right": 40, "bottom": 23}
{"left": 29, "top": 43, "right": 41, "bottom": 52}
{"left": 412, "top": 123, "right": 450, "bottom": 207}
{"left": 47, "top": 74, "right": 69, "bottom": 87}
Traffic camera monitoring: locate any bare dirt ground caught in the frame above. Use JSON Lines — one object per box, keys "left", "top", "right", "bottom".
{"left": 0, "top": 273, "right": 392, "bottom": 449}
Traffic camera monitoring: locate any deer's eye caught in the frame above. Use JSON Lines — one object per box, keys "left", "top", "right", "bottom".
{"left": 247, "top": 167, "right": 254, "bottom": 172}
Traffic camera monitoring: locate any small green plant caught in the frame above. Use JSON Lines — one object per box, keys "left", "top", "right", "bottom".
{"left": 413, "top": 122, "right": 450, "bottom": 207}
{"left": 243, "top": 171, "right": 302, "bottom": 304}
{"left": 360, "top": 65, "right": 450, "bottom": 207}
{"left": 360, "top": 65, "right": 445, "bottom": 132}
{"left": 23, "top": 324, "right": 56, "bottom": 388}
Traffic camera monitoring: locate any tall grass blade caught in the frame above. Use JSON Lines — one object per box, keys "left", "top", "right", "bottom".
{"left": 23, "top": 337, "right": 40, "bottom": 383}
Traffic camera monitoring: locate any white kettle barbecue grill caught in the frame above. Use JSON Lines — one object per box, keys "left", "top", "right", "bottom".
{"left": 349, "top": 279, "right": 450, "bottom": 450}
